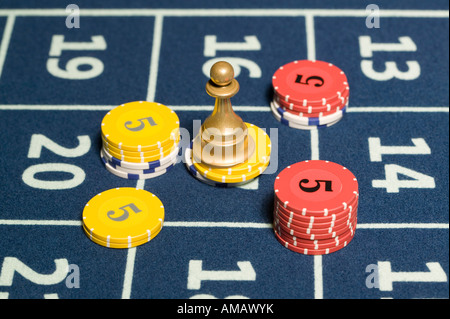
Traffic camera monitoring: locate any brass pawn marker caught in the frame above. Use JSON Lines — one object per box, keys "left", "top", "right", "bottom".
{"left": 192, "top": 61, "right": 255, "bottom": 167}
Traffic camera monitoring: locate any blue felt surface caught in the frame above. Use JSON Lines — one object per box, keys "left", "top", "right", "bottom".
{"left": 0, "top": 1, "right": 448, "bottom": 300}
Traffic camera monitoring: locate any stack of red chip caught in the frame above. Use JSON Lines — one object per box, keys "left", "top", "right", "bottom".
{"left": 273, "top": 160, "right": 359, "bottom": 255}
{"left": 271, "top": 60, "right": 349, "bottom": 130}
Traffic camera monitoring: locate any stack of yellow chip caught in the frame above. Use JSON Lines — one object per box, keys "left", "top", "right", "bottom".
{"left": 101, "top": 101, "right": 180, "bottom": 180}
{"left": 82, "top": 188, "right": 164, "bottom": 249}
{"left": 184, "top": 123, "right": 272, "bottom": 187}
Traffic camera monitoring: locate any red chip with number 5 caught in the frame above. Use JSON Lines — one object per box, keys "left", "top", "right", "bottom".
{"left": 272, "top": 60, "right": 349, "bottom": 106}
{"left": 274, "top": 160, "right": 359, "bottom": 216}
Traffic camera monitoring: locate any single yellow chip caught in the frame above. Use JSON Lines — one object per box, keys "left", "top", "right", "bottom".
{"left": 82, "top": 188, "right": 164, "bottom": 244}
{"left": 83, "top": 224, "right": 162, "bottom": 248}
{"left": 101, "top": 101, "right": 180, "bottom": 151}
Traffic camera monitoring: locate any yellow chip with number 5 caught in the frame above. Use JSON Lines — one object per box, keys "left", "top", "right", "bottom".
{"left": 101, "top": 101, "right": 180, "bottom": 152}
{"left": 82, "top": 188, "right": 164, "bottom": 246}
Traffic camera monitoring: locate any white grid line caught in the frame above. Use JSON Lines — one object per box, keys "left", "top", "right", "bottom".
{"left": 0, "top": 219, "right": 448, "bottom": 229}
{"left": 314, "top": 255, "right": 323, "bottom": 299}
{"left": 0, "top": 9, "right": 448, "bottom": 18}
{"left": 146, "top": 14, "right": 163, "bottom": 102}
{"left": 0, "top": 105, "right": 448, "bottom": 112}
{"left": 0, "top": 14, "right": 14, "bottom": 79}
{"left": 122, "top": 248, "right": 136, "bottom": 300}
{"left": 305, "top": 13, "right": 316, "bottom": 61}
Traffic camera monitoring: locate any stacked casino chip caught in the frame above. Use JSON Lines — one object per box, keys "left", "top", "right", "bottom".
{"left": 273, "top": 160, "right": 359, "bottom": 255}
{"left": 100, "top": 101, "right": 180, "bottom": 180}
{"left": 82, "top": 187, "right": 164, "bottom": 249}
{"left": 271, "top": 60, "right": 349, "bottom": 130}
{"left": 184, "top": 123, "right": 272, "bottom": 187}
{"left": 184, "top": 61, "right": 272, "bottom": 187}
